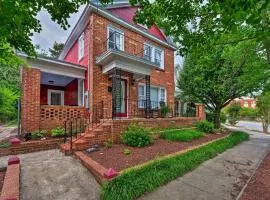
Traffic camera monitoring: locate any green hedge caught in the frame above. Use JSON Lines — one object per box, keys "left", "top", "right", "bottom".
{"left": 160, "top": 129, "right": 204, "bottom": 142}
{"left": 101, "top": 131, "right": 249, "bottom": 200}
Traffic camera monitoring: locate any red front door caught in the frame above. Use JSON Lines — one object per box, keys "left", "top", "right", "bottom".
{"left": 115, "top": 79, "right": 128, "bottom": 117}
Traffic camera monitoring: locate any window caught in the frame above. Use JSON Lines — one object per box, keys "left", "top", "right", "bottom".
{"left": 48, "top": 90, "right": 64, "bottom": 106}
{"left": 78, "top": 33, "right": 84, "bottom": 60}
{"left": 108, "top": 26, "right": 124, "bottom": 51}
{"left": 143, "top": 44, "right": 152, "bottom": 61}
{"left": 138, "top": 84, "right": 166, "bottom": 108}
{"left": 143, "top": 43, "right": 164, "bottom": 69}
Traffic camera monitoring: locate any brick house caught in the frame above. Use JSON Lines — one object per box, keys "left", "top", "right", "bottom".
{"left": 20, "top": 2, "right": 205, "bottom": 149}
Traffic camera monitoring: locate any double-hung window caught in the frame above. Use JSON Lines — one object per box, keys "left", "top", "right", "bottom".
{"left": 143, "top": 43, "right": 164, "bottom": 69}
{"left": 78, "top": 33, "right": 84, "bottom": 60}
{"left": 138, "top": 84, "right": 166, "bottom": 108}
{"left": 108, "top": 26, "right": 124, "bottom": 51}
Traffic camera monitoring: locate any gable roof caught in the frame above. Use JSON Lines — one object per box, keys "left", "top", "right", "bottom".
{"left": 59, "top": 2, "right": 177, "bottom": 60}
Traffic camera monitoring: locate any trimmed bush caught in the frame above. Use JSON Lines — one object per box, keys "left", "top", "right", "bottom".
{"left": 51, "top": 127, "right": 65, "bottom": 137}
{"left": 160, "top": 105, "right": 170, "bottom": 117}
{"left": 227, "top": 102, "right": 241, "bottom": 125}
{"left": 160, "top": 129, "right": 204, "bottom": 142}
{"left": 121, "top": 124, "right": 152, "bottom": 147}
{"left": 196, "top": 120, "right": 214, "bottom": 133}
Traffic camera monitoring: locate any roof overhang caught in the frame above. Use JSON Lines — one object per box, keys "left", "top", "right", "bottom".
{"left": 59, "top": 3, "right": 177, "bottom": 60}
{"left": 18, "top": 53, "right": 86, "bottom": 79}
{"left": 96, "top": 49, "right": 156, "bottom": 76}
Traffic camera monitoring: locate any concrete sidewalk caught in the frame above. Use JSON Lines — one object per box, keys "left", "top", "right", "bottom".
{"left": 140, "top": 128, "right": 270, "bottom": 200}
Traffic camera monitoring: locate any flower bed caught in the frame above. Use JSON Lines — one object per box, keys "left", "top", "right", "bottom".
{"left": 85, "top": 132, "right": 229, "bottom": 172}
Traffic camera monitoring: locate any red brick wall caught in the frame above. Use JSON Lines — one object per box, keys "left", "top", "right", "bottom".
{"left": 21, "top": 68, "right": 41, "bottom": 134}
{"left": 89, "top": 13, "right": 175, "bottom": 115}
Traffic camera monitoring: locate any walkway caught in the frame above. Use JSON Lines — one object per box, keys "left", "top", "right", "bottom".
{"left": 140, "top": 128, "right": 270, "bottom": 200}
{"left": 0, "top": 125, "right": 17, "bottom": 141}
{"left": 0, "top": 150, "right": 100, "bottom": 200}
{"left": 236, "top": 121, "right": 266, "bottom": 133}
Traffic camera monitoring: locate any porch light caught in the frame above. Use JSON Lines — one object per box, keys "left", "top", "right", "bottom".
{"left": 48, "top": 80, "right": 54, "bottom": 85}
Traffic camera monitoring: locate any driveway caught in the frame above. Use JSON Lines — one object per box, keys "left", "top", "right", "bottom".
{"left": 140, "top": 127, "right": 270, "bottom": 200}
{"left": 0, "top": 150, "right": 100, "bottom": 200}
{"left": 236, "top": 121, "right": 267, "bottom": 133}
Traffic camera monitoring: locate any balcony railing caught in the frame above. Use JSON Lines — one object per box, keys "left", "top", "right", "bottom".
{"left": 96, "top": 31, "right": 163, "bottom": 68}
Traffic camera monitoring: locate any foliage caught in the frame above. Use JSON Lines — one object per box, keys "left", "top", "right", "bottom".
{"left": 123, "top": 148, "right": 132, "bottom": 155}
{"left": 49, "top": 42, "right": 64, "bottom": 58}
{"left": 31, "top": 130, "right": 46, "bottom": 140}
{"left": 0, "top": 143, "right": 11, "bottom": 149}
{"left": 240, "top": 107, "right": 259, "bottom": 120}
{"left": 177, "top": 38, "right": 267, "bottom": 128}
{"left": 51, "top": 127, "right": 65, "bottom": 137}
{"left": 256, "top": 93, "right": 270, "bottom": 134}
{"left": 101, "top": 131, "right": 249, "bottom": 200}
{"left": 227, "top": 102, "right": 242, "bottom": 126}
{"left": 160, "top": 129, "right": 204, "bottom": 142}
{"left": 160, "top": 105, "right": 170, "bottom": 117}
{"left": 104, "top": 139, "right": 113, "bottom": 148}
{"left": 125, "top": 0, "right": 270, "bottom": 64}
{"left": 121, "top": 124, "right": 152, "bottom": 147}
{"left": 0, "top": 0, "right": 88, "bottom": 64}
{"left": 0, "top": 87, "right": 18, "bottom": 123}
{"left": 196, "top": 120, "right": 215, "bottom": 133}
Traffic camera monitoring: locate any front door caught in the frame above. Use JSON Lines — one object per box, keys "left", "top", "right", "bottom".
{"left": 115, "top": 80, "right": 127, "bottom": 117}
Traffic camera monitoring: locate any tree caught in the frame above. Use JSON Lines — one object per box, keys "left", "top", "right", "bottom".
{"left": 227, "top": 102, "right": 241, "bottom": 126}
{"left": 177, "top": 38, "right": 267, "bottom": 128}
{"left": 49, "top": 42, "right": 64, "bottom": 58}
{"left": 0, "top": 1, "right": 88, "bottom": 64}
{"left": 256, "top": 93, "right": 270, "bottom": 134}
{"left": 127, "top": 0, "right": 270, "bottom": 63}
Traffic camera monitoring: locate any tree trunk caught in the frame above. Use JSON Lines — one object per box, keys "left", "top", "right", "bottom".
{"left": 262, "top": 122, "right": 269, "bottom": 134}
{"left": 214, "top": 108, "right": 221, "bottom": 129}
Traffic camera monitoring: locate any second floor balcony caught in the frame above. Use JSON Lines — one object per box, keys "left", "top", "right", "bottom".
{"left": 95, "top": 26, "right": 165, "bottom": 76}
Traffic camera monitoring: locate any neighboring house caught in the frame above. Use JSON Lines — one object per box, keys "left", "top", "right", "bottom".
{"left": 19, "top": 2, "right": 205, "bottom": 150}
{"left": 232, "top": 97, "right": 256, "bottom": 109}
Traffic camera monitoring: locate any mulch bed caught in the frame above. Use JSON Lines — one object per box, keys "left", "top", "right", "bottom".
{"left": 0, "top": 170, "right": 6, "bottom": 196}
{"left": 85, "top": 133, "right": 229, "bottom": 171}
{"left": 240, "top": 151, "right": 270, "bottom": 200}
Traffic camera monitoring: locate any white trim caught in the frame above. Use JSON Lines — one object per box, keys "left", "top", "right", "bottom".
{"left": 78, "top": 79, "right": 84, "bottom": 106}
{"left": 48, "top": 89, "right": 64, "bottom": 106}
{"left": 143, "top": 42, "right": 164, "bottom": 69}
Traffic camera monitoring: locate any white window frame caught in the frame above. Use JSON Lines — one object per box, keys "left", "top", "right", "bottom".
{"left": 143, "top": 43, "right": 164, "bottom": 69}
{"left": 48, "top": 89, "right": 64, "bottom": 106}
{"left": 77, "top": 79, "right": 84, "bottom": 106}
{"left": 78, "top": 33, "right": 84, "bottom": 60}
{"left": 107, "top": 25, "right": 124, "bottom": 51}
{"left": 138, "top": 83, "right": 166, "bottom": 108}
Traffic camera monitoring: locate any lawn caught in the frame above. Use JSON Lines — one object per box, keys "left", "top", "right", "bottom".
{"left": 101, "top": 131, "right": 249, "bottom": 200}
{"left": 160, "top": 129, "right": 204, "bottom": 142}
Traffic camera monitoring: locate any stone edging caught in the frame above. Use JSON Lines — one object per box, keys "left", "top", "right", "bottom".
{"left": 0, "top": 157, "right": 20, "bottom": 200}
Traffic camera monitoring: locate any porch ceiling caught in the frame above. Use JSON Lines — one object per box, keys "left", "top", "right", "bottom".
{"left": 95, "top": 49, "right": 156, "bottom": 76}
{"left": 41, "top": 72, "right": 75, "bottom": 87}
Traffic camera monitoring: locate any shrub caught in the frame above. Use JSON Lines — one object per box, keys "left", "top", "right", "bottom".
{"left": 0, "top": 87, "right": 18, "bottom": 123}
{"left": 121, "top": 124, "right": 152, "bottom": 147}
{"left": 51, "top": 127, "right": 65, "bottom": 137}
{"left": 160, "top": 129, "right": 204, "bottom": 142}
{"left": 196, "top": 120, "right": 214, "bottom": 133}
{"left": 123, "top": 148, "right": 131, "bottom": 155}
{"left": 104, "top": 139, "right": 113, "bottom": 148}
{"left": 227, "top": 102, "right": 241, "bottom": 125}
{"left": 206, "top": 110, "right": 227, "bottom": 124}
{"left": 240, "top": 107, "right": 258, "bottom": 120}
{"left": 0, "top": 143, "right": 11, "bottom": 149}
{"left": 31, "top": 130, "right": 46, "bottom": 140}
{"left": 160, "top": 105, "right": 170, "bottom": 117}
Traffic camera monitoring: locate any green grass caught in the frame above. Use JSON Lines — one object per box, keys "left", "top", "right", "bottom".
{"left": 101, "top": 131, "right": 249, "bottom": 200}
{"left": 0, "top": 143, "right": 11, "bottom": 149}
{"left": 160, "top": 129, "right": 204, "bottom": 142}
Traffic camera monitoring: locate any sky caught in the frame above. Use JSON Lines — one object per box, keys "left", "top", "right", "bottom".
{"left": 32, "top": 6, "right": 183, "bottom": 65}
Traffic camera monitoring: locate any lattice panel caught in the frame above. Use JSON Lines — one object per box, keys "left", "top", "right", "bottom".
{"left": 40, "top": 105, "right": 86, "bottom": 121}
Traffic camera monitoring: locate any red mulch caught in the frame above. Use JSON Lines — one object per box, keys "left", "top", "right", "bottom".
{"left": 0, "top": 170, "right": 6, "bottom": 196}
{"left": 241, "top": 151, "right": 270, "bottom": 200}
{"left": 85, "top": 133, "right": 229, "bottom": 171}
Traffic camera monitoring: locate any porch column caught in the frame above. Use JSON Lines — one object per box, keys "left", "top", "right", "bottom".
{"left": 112, "top": 68, "right": 121, "bottom": 119}
{"left": 145, "top": 75, "right": 151, "bottom": 118}
{"left": 21, "top": 68, "right": 41, "bottom": 134}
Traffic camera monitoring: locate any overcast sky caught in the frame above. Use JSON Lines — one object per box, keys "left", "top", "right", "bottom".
{"left": 32, "top": 6, "right": 182, "bottom": 65}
